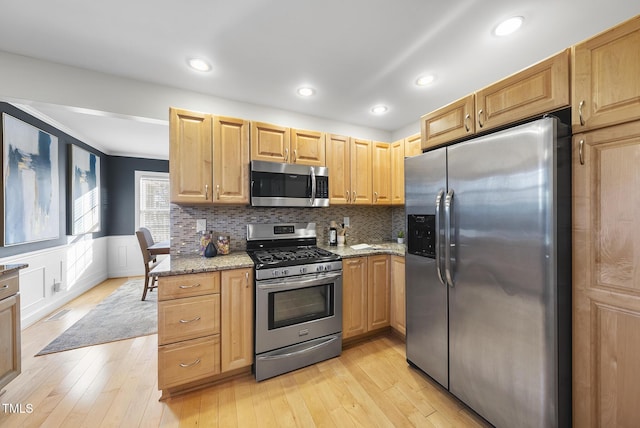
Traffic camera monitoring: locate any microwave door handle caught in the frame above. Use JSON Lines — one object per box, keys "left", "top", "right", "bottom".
{"left": 310, "top": 166, "right": 316, "bottom": 206}
{"left": 435, "top": 189, "right": 446, "bottom": 286}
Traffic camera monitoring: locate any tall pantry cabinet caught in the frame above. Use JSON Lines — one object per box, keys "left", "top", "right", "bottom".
{"left": 571, "top": 15, "right": 640, "bottom": 427}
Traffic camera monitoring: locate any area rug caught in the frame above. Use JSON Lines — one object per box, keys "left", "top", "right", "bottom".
{"left": 36, "top": 279, "right": 157, "bottom": 356}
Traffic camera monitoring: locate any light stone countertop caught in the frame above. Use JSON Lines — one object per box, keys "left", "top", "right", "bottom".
{"left": 150, "top": 252, "right": 254, "bottom": 277}
{"left": 151, "top": 243, "right": 405, "bottom": 277}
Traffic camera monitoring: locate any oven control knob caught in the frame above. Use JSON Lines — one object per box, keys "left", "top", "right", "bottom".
{"left": 316, "top": 265, "right": 323, "bottom": 272}
{"left": 282, "top": 269, "right": 289, "bottom": 276}
{"left": 300, "top": 267, "right": 307, "bottom": 274}
{"left": 324, "top": 265, "right": 330, "bottom": 271}
{"left": 272, "top": 270, "right": 279, "bottom": 277}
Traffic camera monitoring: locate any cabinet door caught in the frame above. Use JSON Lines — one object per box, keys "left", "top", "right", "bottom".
{"left": 326, "top": 134, "right": 351, "bottom": 204}
{"left": 158, "top": 294, "right": 221, "bottom": 346}
{"left": 250, "top": 121, "right": 290, "bottom": 163}
{"left": 213, "top": 116, "right": 250, "bottom": 204}
{"left": 367, "top": 255, "right": 390, "bottom": 331}
{"left": 391, "top": 139, "right": 405, "bottom": 206}
{"left": 0, "top": 293, "right": 20, "bottom": 390}
{"left": 372, "top": 142, "right": 391, "bottom": 205}
{"left": 221, "top": 269, "right": 253, "bottom": 372}
{"left": 476, "top": 49, "right": 569, "bottom": 133}
{"left": 350, "top": 139, "right": 372, "bottom": 205}
{"left": 291, "top": 128, "right": 325, "bottom": 166}
{"left": 342, "top": 257, "right": 368, "bottom": 339}
{"left": 404, "top": 133, "right": 422, "bottom": 157}
{"left": 158, "top": 335, "right": 220, "bottom": 390}
{"left": 421, "top": 95, "right": 475, "bottom": 150}
{"left": 572, "top": 16, "right": 640, "bottom": 133}
{"left": 572, "top": 122, "right": 640, "bottom": 427}
{"left": 390, "top": 256, "right": 406, "bottom": 336}
{"left": 169, "top": 108, "right": 213, "bottom": 203}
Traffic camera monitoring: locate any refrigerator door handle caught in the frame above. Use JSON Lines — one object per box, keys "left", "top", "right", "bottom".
{"left": 444, "top": 189, "right": 455, "bottom": 287}
{"left": 435, "top": 189, "right": 446, "bottom": 286}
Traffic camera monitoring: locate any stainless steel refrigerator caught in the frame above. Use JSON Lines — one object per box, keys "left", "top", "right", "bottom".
{"left": 405, "top": 116, "right": 571, "bottom": 428}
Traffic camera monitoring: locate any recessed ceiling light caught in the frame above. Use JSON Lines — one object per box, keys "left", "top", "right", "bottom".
{"left": 494, "top": 16, "right": 524, "bottom": 37}
{"left": 371, "top": 105, "right": 388, "bottom": 115}
{"left": 187, "top": 58, "right": 212, "bottom": 72}
{"left": 416, "top": 74, "right": 435, "bottom": 87}
{"left": 297, "top": 87, "right": 315, "bottom": 97}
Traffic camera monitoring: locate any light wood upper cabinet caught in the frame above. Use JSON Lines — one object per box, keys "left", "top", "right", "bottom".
{"left": 291, "top": 128, "right": 326, "bottom": 166}
{"left": 391, "top": 139, "right": 405, "bottom": 206}
{"left": 404, "top": 133, "right": 422, "bottom": 157}
{"left": 221, "top": 268, "right": 253, "bottom": 373}
{"left": 170, "top": 108, "right": 213, "bottom": 204}
{"left": 367, "top": 255, "right": 390, "bottom": 331}
{"left": 326, "top": 134, "right": 351, "bottom": 204}
{"left": 372, "top": 141, "right": 391, "bottom": 205}
{"left": 350, "top": 138, "right": 373, "bottom": 205}
{"left": 251, "top": 122, "right": 325, "bottom": 166}
{"left": 572, "top": 121, "right": 640, "bottom": 427}
{"left": 170, "top": 108, "right": 249, "bottom": 204}
{"left": 213, "top": 116, "right": 250, "bottom": 204}
{"left": 572, "top": 15, "right": 640, "bottom": 133}
{"left": 476, "top": 49, "right": 570, "bottom": 132}
{"left": 421, "top": 95, "right": 475, "bottom": 150}
{"left": 390, "top": 256, "right": 406, "bottom": 336}
{"left": 420, "top": 50, "right": 569, "bottom": 150}
{"left": 343, "top": 257, "right": 368, "bottom": 339}
{"left": 250, "top": 121, "right": 290, "bottom": 163}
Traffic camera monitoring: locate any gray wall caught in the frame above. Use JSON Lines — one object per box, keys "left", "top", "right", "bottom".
{"left": 106, "top": 156, "right": 168, "bottom": 236}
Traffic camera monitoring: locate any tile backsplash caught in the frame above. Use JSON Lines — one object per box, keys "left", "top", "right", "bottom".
{"left": 171, "top": 204, "right": 404, "bottom": 257}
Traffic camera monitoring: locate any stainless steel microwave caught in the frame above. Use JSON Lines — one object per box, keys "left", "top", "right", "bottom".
{"left": 250, "top": 160, "right": 329, "bottom": 207}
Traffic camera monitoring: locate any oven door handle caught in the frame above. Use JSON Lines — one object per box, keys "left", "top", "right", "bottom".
{"left": 257, "top": 271, "right": 342, "bottom": 291}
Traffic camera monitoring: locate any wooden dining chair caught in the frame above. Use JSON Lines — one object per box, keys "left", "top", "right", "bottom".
{"left": 136, "top": 229, "right": 159, "bottom": 301}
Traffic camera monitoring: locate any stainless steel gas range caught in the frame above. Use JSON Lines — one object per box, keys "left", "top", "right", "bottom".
{"left": 246, "top": 223, "right": 342, "bottom": 381}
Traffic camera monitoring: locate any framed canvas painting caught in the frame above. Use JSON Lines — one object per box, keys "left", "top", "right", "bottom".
{"left": 70, "top": 145, "right": 100, "bottom": 235}
{"left": 2, "top": 113, "right": 60, "bottom": 246}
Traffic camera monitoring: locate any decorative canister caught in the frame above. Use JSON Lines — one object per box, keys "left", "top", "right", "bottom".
{"left": 214, "top": 234, "right": 230, "bottom": 255}
{"left": 199, "top": 231, "right": 212, "bottom": 256}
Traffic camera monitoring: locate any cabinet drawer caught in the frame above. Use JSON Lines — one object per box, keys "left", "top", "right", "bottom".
{"left": 0, "top": 273, "right": 19, "bottom": 301}
{"left": 158, "top": 272, "right": 220, "bottom": 301}
{"left": 158, "top": 294, "right": 220, "bottom": 345}
{"left": 158, "top": 335, "right": 220, "bottom": 390}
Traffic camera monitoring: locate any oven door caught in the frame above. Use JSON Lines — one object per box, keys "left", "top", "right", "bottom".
{"left": 255, "top": 270, "right": 342, "bottom": 354}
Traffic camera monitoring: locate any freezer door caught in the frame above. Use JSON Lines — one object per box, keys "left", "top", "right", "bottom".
{"left": 404, "top": 149, "right": 449, "bottom": 389}
{"left": 446, "top": 118, "right": 564, "bottom": 427}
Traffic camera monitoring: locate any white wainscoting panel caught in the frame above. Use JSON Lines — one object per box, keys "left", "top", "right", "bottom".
{"left": 107, "top": 235, "right": 145, "bottom": 278}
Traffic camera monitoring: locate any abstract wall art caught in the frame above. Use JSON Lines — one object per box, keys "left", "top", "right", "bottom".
{"left": 70, "top": 145, "right": 100, "bottom": 235}
{"left": 2, "top": 113, "right": 60, "bottom": 246}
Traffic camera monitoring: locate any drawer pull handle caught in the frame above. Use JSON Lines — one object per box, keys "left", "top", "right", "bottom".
{"left": 179, "top": 316, "right": 201, "bottom": 323}
{"left": 179, "top": 283, "right": 201, "bottom": 289}
{"left": 179, "top": 358, "right": 201, "bottom": 368}
{"left": 0, "top": 285, "right": 8, "bottom": 290}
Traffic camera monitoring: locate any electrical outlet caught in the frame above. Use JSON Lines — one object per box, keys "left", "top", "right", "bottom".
{"left": 343, "top": 217, "right": 350, "bottom": 227}
{"left": 196, "top": 219, "right": 207, "bottom": 232}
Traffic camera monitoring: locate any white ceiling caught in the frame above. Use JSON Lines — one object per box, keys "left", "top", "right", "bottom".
{"left": 1, "top": 1, "right": 639, "bottom": 160}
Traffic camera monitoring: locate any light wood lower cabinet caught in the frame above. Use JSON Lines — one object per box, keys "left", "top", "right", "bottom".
{"left": 342, "top": 257, "right": 368, "bottom": 339}
{"left": 367, "top": 255, "right": 390, "bottom": 331}
{"left": 390, "top": 256, "right": 406, "bottom": 336}
{"left": 343, "top": 255, "right": 392, "bottom": 341}
{"left": 157, "top": 268, "right": 253, "bottom": 397}
{"left": 572, "top": 121, "right": 640, "bottom": 427}
{"left": 221, "top": 268, "right": 253, "bottom": 372}
{"left": 0, "top": 282, "right": 20, "bottom": 391}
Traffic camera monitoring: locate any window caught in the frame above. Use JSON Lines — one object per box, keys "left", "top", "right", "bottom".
{"left": 135, "top": 171, "right": 170, "bottom": 242}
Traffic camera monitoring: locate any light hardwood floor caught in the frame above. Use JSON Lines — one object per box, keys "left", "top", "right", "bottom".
{"left": 1, "top": 277, "right": 490, "bottom": 427}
